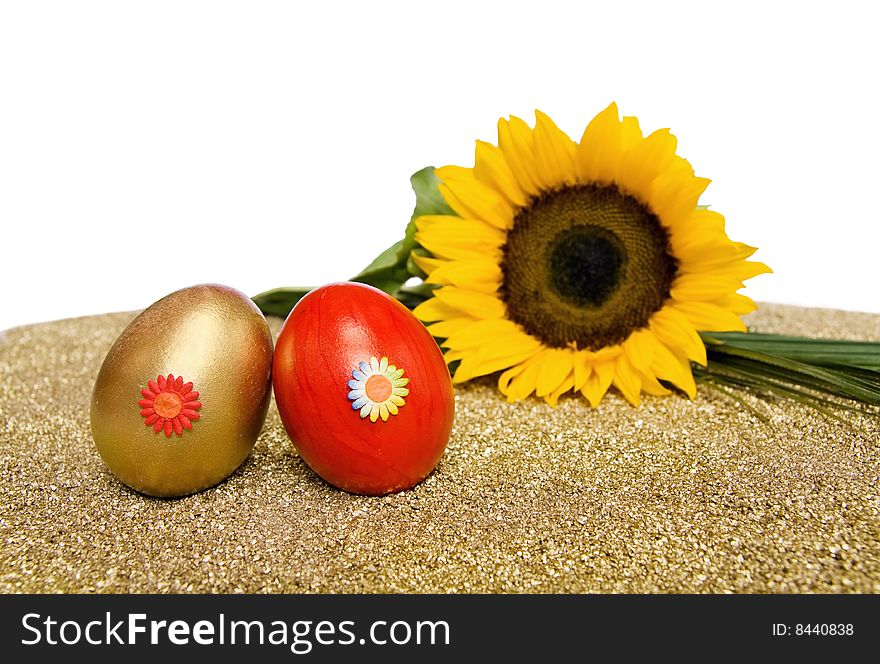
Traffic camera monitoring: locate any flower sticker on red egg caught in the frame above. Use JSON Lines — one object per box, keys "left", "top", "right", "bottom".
{"left": 347, "top": 356, "right": 409, "bottom": 422}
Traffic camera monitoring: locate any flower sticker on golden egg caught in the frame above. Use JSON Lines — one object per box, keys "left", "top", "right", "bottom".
{"left": 347, "top": 356, "right": 409, "bottom": 422}
{"left": 91, "top": 283, "right": 274, "bottom": 498}
{"left": 139, "top": 373, "right": 202, "bottom": 436}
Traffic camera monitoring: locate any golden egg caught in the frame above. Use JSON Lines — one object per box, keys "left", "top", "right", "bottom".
{"left": 90, "top": 284, "right": 273, "bottom": 497}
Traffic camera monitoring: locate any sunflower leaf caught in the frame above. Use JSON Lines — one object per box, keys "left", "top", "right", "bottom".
{"left": 696, "top": 331, "right": 880, "bottom": 416}
{"left": 251, "top": 286, "right": 314, "bottom": 318}
{"left": 252, "top": 166, "right": 453, "bottom": 318}
{"left": 352, "top": 166, "right": 454, "bottom": 289}
{"left": 351, "top": 166, "right": 453, "bottom": 302}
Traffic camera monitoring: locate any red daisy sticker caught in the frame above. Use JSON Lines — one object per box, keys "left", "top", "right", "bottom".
{"left": 139, "top": 374, "right": 202, "bottom": 437}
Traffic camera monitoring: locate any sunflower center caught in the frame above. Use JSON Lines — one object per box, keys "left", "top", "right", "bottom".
{"left": 548, "top": 225, "right": 625, "bottom": 307}
{"left": 501, "top": 183, "right": 678, "bottom": 350}
{"left": 365, "top": 374, "right": 392, "bottom": 402}
{"left": 153, "top": 392, "right": 183, "bottom": 419}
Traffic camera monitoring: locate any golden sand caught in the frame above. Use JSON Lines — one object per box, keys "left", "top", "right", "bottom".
{"left": 1, "top": 304, "right": 878, "bottom": 593}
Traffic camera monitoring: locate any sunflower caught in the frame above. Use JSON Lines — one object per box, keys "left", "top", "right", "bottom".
{"left": 410, "top": 103, "right": 770, "bottom": 407}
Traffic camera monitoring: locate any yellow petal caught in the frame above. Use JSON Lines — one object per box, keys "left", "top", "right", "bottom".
{"left": 619, "top": 116, "right": 643, "bottom": 152}
{"left": 434, "top": 287, "right": 506, "bottom": 319}
{"left": 672, "top": 300, "right": 747, "bottom": 332}
{"left": 648, "top": 170, "right": 712, "bottom": 229}
{"left": 573, "top": 351, "right": 592, "bottom": 392}
{"left": 668, "top": 209, "right": 728, "bottom": 256}
{"left": 580, "top": 344, "right": 624, "bottom": 362}
{"left": 649, "top": 307, "right": 707, "bottom": 366}
{"left": 443, "top": 318, "right": 530, "bottom": 350}
{"left": 532, "top": 110, "right": 577, "bottom": 186}
{"left": 576, "top": 102, "right": 621, "bottom": 184}
{"left": 437, "top": 177, "right": 515, "bottom": 230}
{"left": 727, "top": 261, "right": 773, "bottom": 282}
{"left": 581, "top": 360, "right": 614, "bottom": 407}
{"left": 413, "top": 296, "right": 466, "bottom": 323}
{"left": 670, "top": 273, "right": 744, "bottom": 302}
{"left": 498, "top": 362, "right": 527, "bottom": 395}
{"left": 545, "top": 374, "right": 575, "bottom": 407}
{"left": 424, "top": 259, "right": 503, "bottom": 293}
{"left": 410, "top": 252, "right": 446, "bottom": 276}
{"left": 506, "top": 351, "right": 551, "bottom": 401}
{"left": 444, "top": 350, "right": 467, "bottom": 363}
{"left": 713, "top": 292, "right": 759, "bottom": 316}
{"left": 623, "top": 329, "right": 656, "bottom": 375}
{"left": 426, "top": 316, "right": 479, "bottom": 339}
{"left": 612, "top": 354, "right": 642, "bottom": 406}
{"left": 676, "top": 241, "right": 758, "bottom": 271}
{"left": 474, "top": 140, "right": 527, "bottom": 207}
{"left": 650, "top": 342, "right": 697, "bottom": 399}
{"left": 454, "top": 347, "right": 543, "bottom": 383}
{"left": 536, "top": 348, "right": 574, "bottom": 397}
{"left": 640, "top": 370, "right": 672, "bottom": 396}
{"left": 616, "top": 128, "right": 678, "bottom": 200}
{"left": 497, "top": 116, "right": 542, "bottom": 197}
{"left": 415, "top": 216, "right": 504, "bottom": 261}
{"left": 415, "top": 215, "right": 505, "bottom": 246}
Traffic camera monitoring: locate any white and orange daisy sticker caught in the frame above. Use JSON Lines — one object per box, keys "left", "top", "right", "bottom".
{"left": 347, "top": 356, "right": 409, "bottom": 422}
{"left": 139, "top": 373, "right": 202, "bottom": 436}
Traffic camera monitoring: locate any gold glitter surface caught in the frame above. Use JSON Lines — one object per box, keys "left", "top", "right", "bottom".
{"left": 1, "top": 304, "right": 878, "bottom": 593}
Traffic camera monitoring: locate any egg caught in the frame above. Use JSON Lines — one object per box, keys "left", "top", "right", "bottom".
{"left": 273, "top": 282, "right": 454, "bottom": 495}
{"left": 91, "top": 284, "right": 273, "bottom": 497}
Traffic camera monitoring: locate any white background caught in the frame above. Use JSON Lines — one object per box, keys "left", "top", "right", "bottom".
{"left": 1, "top": 0, "right": 878, "bottom": 332}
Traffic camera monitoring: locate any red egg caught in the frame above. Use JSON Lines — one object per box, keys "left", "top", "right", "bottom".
{"left": 273, "top": 282, "right": 455, "bottom": 495}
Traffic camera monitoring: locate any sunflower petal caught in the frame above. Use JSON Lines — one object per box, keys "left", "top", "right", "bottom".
{"left": 640, "top": 370, "right": 672, "bottom": 396}
{"left": 649, "top": 307, "right": 707, "bottom": 366}
{"left": 576, "top": 102, "right": 621, "bottom": 184}
{"left": 506, "top": 350, "right": 551, "bottom": 401}
{"left": 436, "top": 174, "right": 515, "bottom": 230}
{"left": 497, "top": 115, "right": 542, "bottom": 196}
{"left": 650, "top": 342, "right": 697, "bottom": 399}
{"left": 612, "top": 354, "right": 642, "bottom": 406}
{"left": 617, "top": 128, "right": 678, "bottom": 199}
{"left": 713, "top": 292, "right": 759, "bottom": 316}
{"left": 536, "top": 348, "right": 574, "bottom": 397}
{"left": 498, "top": 362, "right": 528, "bottom": 396}
{"left": 619, "top": 116, "right": 643, "bottom": 152}
{"left": 410, "top": 253, "right": 446, "bottom": 277}
{"left": 670, "top": 273, "right": 744, "bottom": 302}
{"left": 433, "top": 287, "right": 506, "bottom": 319}
{"left": 415, "top": 215, "right": 505, "bottom": 246}
{"left": 425, "top": 316, "right": 478, "bottom": 339}
{"left": 581, "top": 360, "right": 614, "bottom": 407}
{"left": 623, "top": 329, "right": 656, "bottom": 375}
{"left": 649, "top": 170, "right": 712, "bottom": 229}
{"left": 424, "top": 259, "right": 503, "bottom": 293}
{"left": 672, "top": 300, "right": 748, "bottom": 332}
{"left": 413, "top": 297, "right": 467, "bottom": 323}
{"left": 573, "top": 351, "right": 592, "bottom": 392}
{"left": 474, "top": 140, "right": 528, "bottom": 207}
{"left": 442, "top": 318, "right": 529, "bottom": 350}
{"left": 545, "top": 373, "right": 575, "bottom": 407}
{"left": 532, "top": 110, "right": 577, "bottom": 186}
{"left": 453, "top": 347, "right": 543, "bottom": 383}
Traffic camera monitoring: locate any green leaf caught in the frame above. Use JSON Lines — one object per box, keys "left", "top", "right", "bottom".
{"left": 252, "top": 166, "right": 454, "bottom": 318}
{"left": 696, "top": 331, "right": 880, "bottom": 416}
{"left": 410, "top": 165, "right": 456, "bottom": 218}
{"left": 251, "top": 286, "right": 313, "bottom": 318}
{"left": 351, "top": 166, "right": 454, "bottom": 295}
